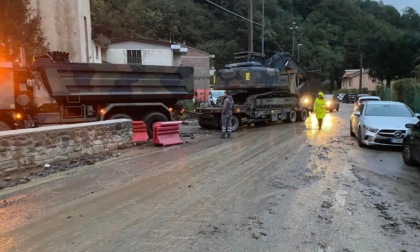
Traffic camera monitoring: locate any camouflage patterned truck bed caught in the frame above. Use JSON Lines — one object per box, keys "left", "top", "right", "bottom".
{"left": 213, "top": 62, "right": 290, "bottom": 91}
{"left": 32, "top": 57, "right": 194, "bottom": 104}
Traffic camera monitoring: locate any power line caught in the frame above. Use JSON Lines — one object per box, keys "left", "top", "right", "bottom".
{"left": 205, "top": 0, "right": 263, "bottom": 26}
{"left": 265, "top": 30, "right": 284, "bottom": 52}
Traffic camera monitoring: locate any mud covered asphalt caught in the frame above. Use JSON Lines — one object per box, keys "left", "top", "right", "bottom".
{"left": 0, "top": 103, "right": 419, "bottom": 252}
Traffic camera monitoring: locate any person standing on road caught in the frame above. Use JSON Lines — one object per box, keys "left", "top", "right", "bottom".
{"left": 221, "top": 91, "right": 235, "bottom": 138}
{"left": 313, "top": 92, "right": 326, "bottom": 130}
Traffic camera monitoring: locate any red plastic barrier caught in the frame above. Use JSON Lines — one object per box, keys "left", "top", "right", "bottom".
{"left": 132, "top": 121, "right": 149, "bottom": 143}
{"left": 153, "top": 121, "right": 183, "bottom": 146}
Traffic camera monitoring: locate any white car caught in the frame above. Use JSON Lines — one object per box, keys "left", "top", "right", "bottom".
{"left": 353, "top": 95, "right": 381, "bottom": 111}
{"left": 337, "top": 93, "right": 346, "bottom": 102}
{"left": 350, "top": 101, "right": 420, "bottom": 147}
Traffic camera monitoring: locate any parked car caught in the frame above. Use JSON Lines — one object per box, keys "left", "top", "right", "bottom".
{"left": 353, "top": 96, "right": 381, "bottom": 111}
{"left": 324, "top": 94, "right": 340, "bottom": 112}
{"left": 337, "top": 93, "right": 346, "bottom": 102}
{"left": 342, "top": 93, "right": 357, "bottom": 103}
{"left": 403, "top": 121, "right": 420, "bottom": 166}
{"left": 350, "top": 101, "right": 420, "bottom": 147}
{"left": 356, "top": 94, "right": 370, "bottom": 100}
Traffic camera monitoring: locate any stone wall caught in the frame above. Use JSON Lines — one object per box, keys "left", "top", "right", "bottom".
{"left": 0, "top": 119, "right": 132, "bottom": 182}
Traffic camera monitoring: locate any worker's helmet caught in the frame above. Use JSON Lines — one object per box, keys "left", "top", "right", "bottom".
{"left": 318, "top": 92, "right": 324, "bottom": 97}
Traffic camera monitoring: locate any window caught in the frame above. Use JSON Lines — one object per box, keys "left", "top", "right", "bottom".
{"left": 95, "top": 46, "right": 99, "bottom": 59}
{"left": 127, "top": 50, "right": 142, "bottom": 64}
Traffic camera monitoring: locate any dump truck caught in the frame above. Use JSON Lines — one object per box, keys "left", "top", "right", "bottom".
{"left": 0, "top": 51, "right": 194, "bottom": 137}
{"left": 196, "top": 51, "right": 320, "bottom": 131}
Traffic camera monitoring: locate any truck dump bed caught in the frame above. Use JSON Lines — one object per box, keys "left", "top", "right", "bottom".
{"left": 32, "top": 58, "right": 194, "bottom": 104}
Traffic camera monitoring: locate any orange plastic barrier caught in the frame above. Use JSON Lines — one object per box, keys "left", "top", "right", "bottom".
{"left": 132, "top": 121, "right": 149, "bottom": 143}
{"left": 153, "top": 121, "right": 183, "bottom": 146}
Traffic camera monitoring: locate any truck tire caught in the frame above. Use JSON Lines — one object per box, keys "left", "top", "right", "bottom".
{"left": 285, "top": 110, "right": 297, "bottom": 123}
{"left": 0, "top": 121, "right": 12, "bottom": 131}
{"left": 231, "top": 115, "right": 241, "bottom": 132}
{"left": 198, "top": 120, "right": 213, "bottom": 129}
{"left": 109, "top": 113, "right": 132, "bottom": 120}
{"left": 297, "top": 109, "right": 308, "bottom": 122}
{"left": 144, "top": 112, "right": 168, "bottom": 138}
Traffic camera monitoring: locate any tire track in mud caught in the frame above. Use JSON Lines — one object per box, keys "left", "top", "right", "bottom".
{"left": 349, "top": 163, "right": 420, "bottom": 247}
{"left": 97, "top": 126, "right": 310, "bottom": 251}
{"left": 1, "top": 125, "right": 309, "bottom": 251}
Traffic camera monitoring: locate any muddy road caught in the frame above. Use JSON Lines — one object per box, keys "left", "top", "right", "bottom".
{"left": 1, "top": 103, "right": 419, "bottom": 252}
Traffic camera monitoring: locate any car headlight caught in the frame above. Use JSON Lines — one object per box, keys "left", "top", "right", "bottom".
{"left": 303, "top": 97, "right": 309, "bottom": 104}
{"left": 362, "top": 125, "right": 378, "bottom": 133}
{"left": 326, "top": 101, "right": 331, "bottom": 107}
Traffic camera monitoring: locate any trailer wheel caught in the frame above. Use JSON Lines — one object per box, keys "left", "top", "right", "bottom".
{"left": 231, "top": 115, "right": 241, "bottom": 132}
{"left": 297, "top": 109, "right": 308, "bottom": 122}
{"left": 198, "top": 119, "right": 213, "bottom": 129}
{"left": 0, "top": 121, "right": 12, "bottom": 131}
{"left": 285, "top": 110, "right": 297, "bottom": 123}
{"left": 144, "top": 112, "right": 168, "bottom": 138}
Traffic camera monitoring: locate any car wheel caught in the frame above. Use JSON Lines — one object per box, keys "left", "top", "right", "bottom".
{"left": 329, "top": 109, "right": 333, "bottom": 113}
{"left": 350, "top": 121, "right": 355, "bottom": 137}
{"left": 403, "top": 141, "right": 417, "bottom": 166}
{"left": 357, "top": 127, "right": 365, "bottom": 147}
{"left": 336, "top": 106, "right": 339, "bottom": 112}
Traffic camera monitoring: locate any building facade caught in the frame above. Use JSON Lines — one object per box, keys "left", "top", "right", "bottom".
{"left": 341, "top": 69, "right": 382, "bottom": 91}
{"left": 30, "top": 0, "right": 93, "bottom": 62}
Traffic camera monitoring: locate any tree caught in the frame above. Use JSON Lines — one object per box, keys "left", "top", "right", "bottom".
{"left": 0, "top": 0, "right": 48, "bottom": 63}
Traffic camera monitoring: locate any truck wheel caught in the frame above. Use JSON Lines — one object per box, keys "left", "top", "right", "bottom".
{"left": 297, "top": 109, "right": 308, "bottom": 122}
{"left": 285, "top": 110, "right": 297, "bottom": 123}
{"left": 109, "top": 113, "right": 132, "bottom": 120}
{"left": 198, "top": 119, "right": 213, "bottom": 129}
{"left": 231, "top": 115, "right": 241, "bottom": 132}
{"left": 0, "top": 121, "right": 12, "bottom": 131}
{"left": 144, "top": 112, "right": 168, "bottom": 138}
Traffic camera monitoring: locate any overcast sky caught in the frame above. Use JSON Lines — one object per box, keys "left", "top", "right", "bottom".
{"left": 379, "top": 0, "right": 420, "bottom": 13}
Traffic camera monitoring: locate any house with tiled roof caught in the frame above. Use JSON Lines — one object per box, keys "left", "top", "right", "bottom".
{"left": 341, "top": 69, "right": 383, "bottom": 91}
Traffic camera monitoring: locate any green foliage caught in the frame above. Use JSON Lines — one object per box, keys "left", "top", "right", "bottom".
{"left": 392, "top": 78, "right": 420, "bottom": 112}
{"left": 90, "top": 0, "right": 420, "bottom": 91}
{"left": 0, "top": 0, "right": 48, "bottom": 63}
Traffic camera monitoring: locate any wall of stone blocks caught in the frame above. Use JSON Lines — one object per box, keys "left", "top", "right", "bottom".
{"left": 0, "top": 119, "right": 132, "bottom": 181}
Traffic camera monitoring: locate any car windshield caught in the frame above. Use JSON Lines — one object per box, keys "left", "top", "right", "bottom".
{"left": 364, "top": 104, "right": 413, "bottom": 117}
{"left": 360, "top": 98, "right": 380, "bottom": 102}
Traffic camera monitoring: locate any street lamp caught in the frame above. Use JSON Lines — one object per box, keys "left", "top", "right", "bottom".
{"left": 297, "top": 44, "right": 303, "bottom": 62}
{"left": 290, "top": 22, "right": 298, "bottom": 55}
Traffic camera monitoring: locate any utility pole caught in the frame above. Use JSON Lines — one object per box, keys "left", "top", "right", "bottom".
{"left": 359, "top": 53, "right": 363, "bottom": 93}
{"left": 261, "top": 0, "right": 265, "bottom": 54}
{"left": 248, "top": 0, "right": 253, "bottom": 52}
{"left": 290, "top": 22, "right": 298, "bottom": 55}
{"left": 298, "top": 44, "right": 303, "bottom": 62}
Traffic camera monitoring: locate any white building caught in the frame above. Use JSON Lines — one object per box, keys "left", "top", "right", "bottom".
{"left": 102, "top": 39, "right": 187, "bottom": 66}
{"left": 30, "top": 0, "right": 93, "bottom": 63}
